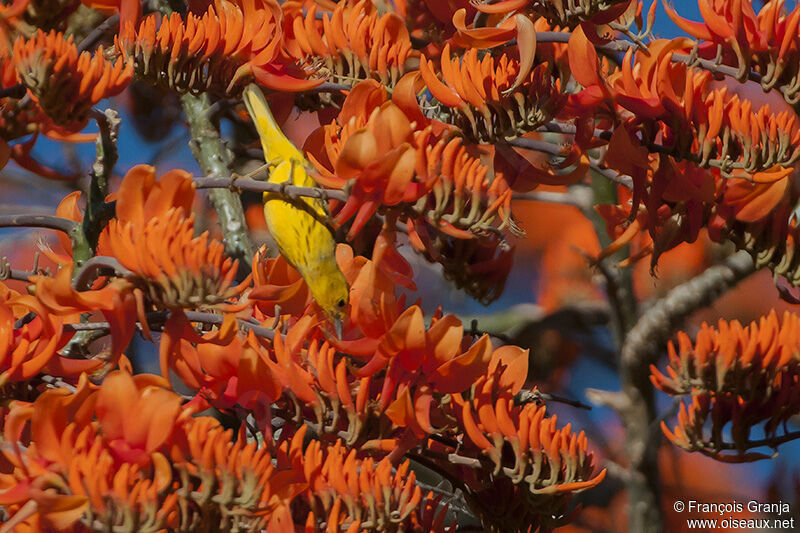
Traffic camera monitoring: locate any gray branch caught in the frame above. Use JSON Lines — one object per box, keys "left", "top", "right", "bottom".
{"left": 182, "top": 92, "right": 254, "bottom": 267}
{"left": 613, "top": 250, "right": 755, "bottom": 533}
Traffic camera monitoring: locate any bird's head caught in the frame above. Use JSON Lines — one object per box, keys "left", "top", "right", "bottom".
{"left": 308, "top": 269, "right": 349, "bottom": 339}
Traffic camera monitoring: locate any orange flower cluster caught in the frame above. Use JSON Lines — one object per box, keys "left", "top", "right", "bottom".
{"left": 12, "top": 30, "right": 132, "bottom": 130}
{"left": 652, "top": 311, "right": 800, "bottom": 461}
{"left": 106, "top": 166, "right": 247, "bottom": 311}
{"left": 578, "top": 37, "right": 800, "bottom": 279}
{"left": 143, "top": 228, "right": 604, "bottom": 529}
{"left": 664, "top": 0, "right": 800, "bottom": 100}
{"left": 390, "top": 0, "right": 473, "bottom": 47}
{"left": 285, "top": 426, "right": 453, "bottom": 531}
{"left": 310, "top": 79, "right": 519, "bottom": 301}
{"left": 420, "top": 44, "right": 564, "bottom": 141}
{"left": 0, "top": 372, "right": 454, "bottom": 531}
{"left": 606, "top": 42, "right": 800, "bottom": 176}
{"left": 0, "top": 6, "right": 97, "bottom": 179}
{"left": 115, "top": 0, "right": 319, "bottom": 96}
{"left": 415, "top": 356, "right": 605, "bottom": 529}
{"left": 30, "top": 166, "right": 251, "bottom": 365}
{"left": 0, "top": 285, "right": 98, "bottom": 386}
{"left": 283, "top": 0, "right": 416, "bottom": 87}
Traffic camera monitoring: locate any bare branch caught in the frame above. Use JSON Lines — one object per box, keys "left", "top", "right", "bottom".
{"left": 73, "top": 256, "right": 132, "bottom": 290}
{"left": 76, "top": 14, "right": 120, "bottom": 53}
{"left": 193, "top": 176, "right": 348, "bottom": 202}
{"left": 67, "top": 309, "right": 278, "bottom": 340}
{"left": 0, "top": 253, "right": 45, "bottom": 282}
{"left": 0, "top": 214, "right": 78, "bottom": 234}
{"left": 614, "top": 250, "right": 756, "bottom": 533}
{"left": 621, "top": 251, "right": 755, "bottom": 371}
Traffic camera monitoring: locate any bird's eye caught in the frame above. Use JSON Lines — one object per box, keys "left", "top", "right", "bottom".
{"left": 336, "top": 299, "right": 346, "bottom": 308}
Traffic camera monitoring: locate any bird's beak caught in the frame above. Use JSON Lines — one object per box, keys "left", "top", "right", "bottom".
{"left": 334, "top": 317, "right": 343, "bottom": 340}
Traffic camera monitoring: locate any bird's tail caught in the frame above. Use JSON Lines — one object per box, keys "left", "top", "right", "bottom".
{"left": 242, "top": 83, "right": 304, "bottom": 164}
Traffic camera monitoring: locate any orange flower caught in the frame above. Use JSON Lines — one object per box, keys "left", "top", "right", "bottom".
{"left": 473, "top": 0, "right": 633, "bottom": 27}
{"left": 13, "top": 30, "right": 133, "bottom": 131}
{"left": 157, "top": 313, "right": 281, "bottom": 411}
{"left": 283, "top": 0, "right": 415, "bottom": 86}
{"left": 106, "top": 165, "right": 249, "bottom": 310}
{"left": 30, "top": 264, "right": 138, "bottom": 363}
{"left": 285, "top": 426, "right": 454, "bottom": 531}
{"left": 0, "top": 284, "right": 98, "bottom": 385}
{"left": 722, "top": 168, "right": 793, "bottom": 223}
{"left": 420, "top": 44, "right": 564, "bottom": 141}
{"left": 653, "top": 311, "right": 800, "bottom": 461}
{"left": 250, "top": 245, "right": 313, "bottom": 320}
{"left": 116, "top": 0, "right": 319, "bottom": 95}
{"left": 664, "top": 0, "right": 766, "bottom": 81}
{"left": 308, "top": 79, "right": 518, "bottom": 302}
{"left": 447, "top": 7, "right": 519, "bottom": 49}
{"left": 108, "top": 209, "right": 246, "bottom": 309}
{"left": 608, "top": 39, "right": 702, "bottom": 121}
{"left": 94, "top": 372, "right": 182, "bottom": 464}
{"left": 0, "top": 372, "right": 284, "bottom": 531}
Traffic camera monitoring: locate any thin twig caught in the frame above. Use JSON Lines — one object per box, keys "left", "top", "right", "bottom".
{"left": 505, "top": 137, "right": 634, "bottom": 189}
{"left": 508, "top": 137, "right": 567, "bottom": 157}
{"left": 672, "top": 53, "right": 762, "bottom": 84}
{"left": 306, "top": 82, "right": 351, "bottom": 93}
{"left": 73, "top": 256, "right": 132, "bottom": 290}
{"left": 193, "top": 176, "right": 348, "bottom": 202}
{"left": 68, "top": 309, "right": 278, "bottom": 340}
{"left": 0, "top": 253, "right": 45, "bottom": 282}
{"left": 76, "top": 14, "right": 120, "bottom": 53}
{"left": 0, "top": 214, "right": 78, "bottom": 234}
{"left": 703, "top": 430, "right": 800, "bottom": 452}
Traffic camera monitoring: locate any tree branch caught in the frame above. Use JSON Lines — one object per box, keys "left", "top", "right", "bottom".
{"left": 75, "top": 108, "right": 120, "bottom": 266}
{"left": 76, "top": 14, "right": 120, "bottom": 53}
{"left": 73, "top": 256, "right": 132, "bottom": 290}
{"left": 505, "top": 137, "right": 634, "bottom": 189}
{"left": 193, "top": 175, "right": 348, "bottom": 202}
{"left": 614, "top": 250, "right": 756, "bottom": 533}
{"left": 181, "top": 92, "right": 254, "bottom": 267}
{"left": 0, "top": 253, "right": 46, "bottom": 282}
{"left": 67, "top": 309, "right": 278, "bottom": 340}
{"left": 0, "top": 214, "right": 78, "bottom": 234}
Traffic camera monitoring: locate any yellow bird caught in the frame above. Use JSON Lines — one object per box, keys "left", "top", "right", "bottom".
{"left": 242, "top": 83, "right": 349, "bottom": 337}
